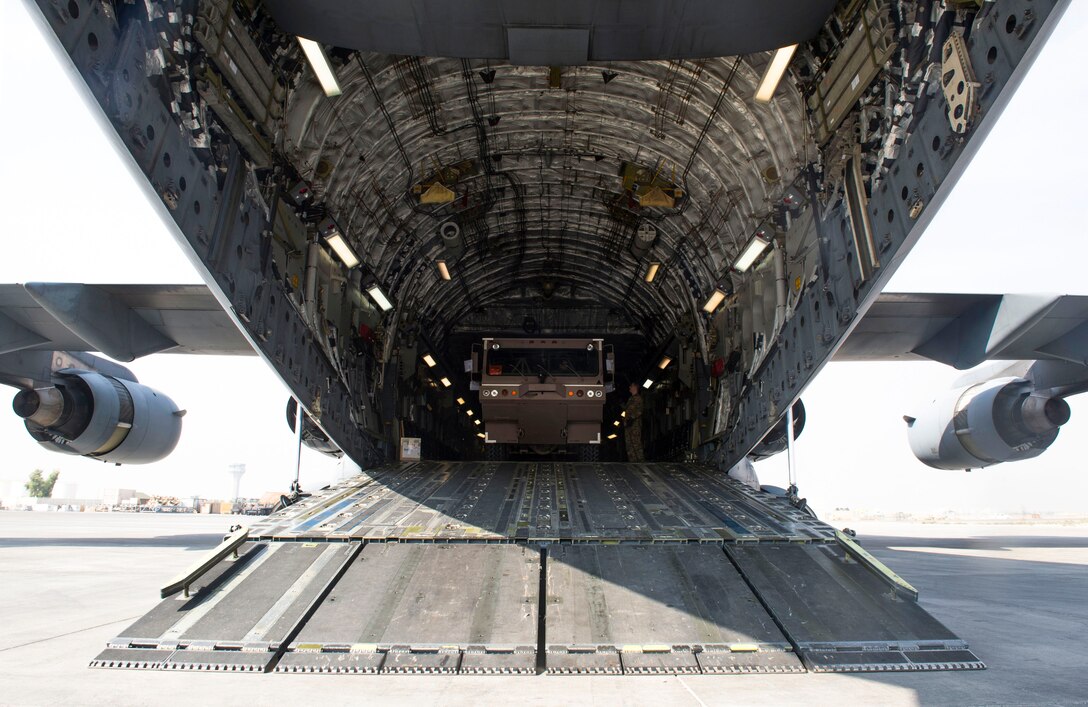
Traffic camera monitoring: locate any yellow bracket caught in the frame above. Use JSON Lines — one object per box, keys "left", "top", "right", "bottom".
{"left": 638, "top": 186, "right": 675, "bottom": 208}
{"left": 420, "top": 182, "right": 456, "bottom": 204}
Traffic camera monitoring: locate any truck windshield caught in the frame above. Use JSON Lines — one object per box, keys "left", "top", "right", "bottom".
{"left": 486, "top": 347, "right": 599, "bottom": 378}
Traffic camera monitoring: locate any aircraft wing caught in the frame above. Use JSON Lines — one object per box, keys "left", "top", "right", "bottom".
{"left": 0, "top": 283, "right": 254, "bottom": 362}
{"left": 835, "top": 293, "right": 1088, "bottom": 369}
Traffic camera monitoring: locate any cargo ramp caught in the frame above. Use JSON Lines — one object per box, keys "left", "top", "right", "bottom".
{"left": 93, "top": 462, "right": 983, "bottom": 675}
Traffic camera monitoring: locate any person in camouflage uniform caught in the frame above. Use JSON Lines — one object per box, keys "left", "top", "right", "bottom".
{"left": 624, "top": 382, "right": 644, "bottom": 462}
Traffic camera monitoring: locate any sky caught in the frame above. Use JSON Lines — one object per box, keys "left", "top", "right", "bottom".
{"left": 0, "top": 1, "right": 1086, "bottom": 513}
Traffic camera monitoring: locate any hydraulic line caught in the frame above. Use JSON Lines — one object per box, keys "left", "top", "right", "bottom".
{"left": 679, "top": 58, "right": 741, "bottom": 197}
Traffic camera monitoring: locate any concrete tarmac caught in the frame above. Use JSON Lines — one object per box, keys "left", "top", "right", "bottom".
{"left": 0, "top": 511, "right": 1085, "bottom": 706}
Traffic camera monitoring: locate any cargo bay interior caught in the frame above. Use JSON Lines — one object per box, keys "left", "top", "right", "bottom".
{"left": 267, "top": 16, "right": 824, "bottom": 464}
{"left": 57, "top": 0, "right": 965, "bottom": 467}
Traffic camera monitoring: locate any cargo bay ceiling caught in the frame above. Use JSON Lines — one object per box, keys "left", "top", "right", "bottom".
{"left": 258, "top": 0, "right": 836, "bottom": 350}
{"left": 286, "top": 57, "right": 802, "bottom": 344}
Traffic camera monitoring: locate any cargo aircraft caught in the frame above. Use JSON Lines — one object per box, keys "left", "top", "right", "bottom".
{"left": 1, "top": 0, "right": 1083, "bottom": 675}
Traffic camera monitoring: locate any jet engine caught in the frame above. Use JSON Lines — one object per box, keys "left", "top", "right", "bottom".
{"left": 12, "top": 369, "right": 183, "bottom": 464}
{"left": 905, "top": 378, "right": 1071, "bottom": 470}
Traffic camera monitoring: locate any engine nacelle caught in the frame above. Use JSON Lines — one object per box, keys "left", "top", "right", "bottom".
{"left": 286, "top": 398, "right": 343, "bottom": 458}
{"left": 905, "top": 377, "right": 1071, "bottom": 470}
{"left": 748, "top": 399, "right": 805, "bottom": 461}
{"left": 12, "top": 369, "right": 183, "bottom": 464}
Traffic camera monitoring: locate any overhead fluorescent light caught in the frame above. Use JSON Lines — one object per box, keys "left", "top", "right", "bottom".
{"left": 436, "top": 260, "right": 451, "bottom": 281}
{"left": 703, "top": 289, "right": 727, "bottom": 314}
{"left": 755, "top": 44, "right": 798, "bottom": 103}
{"left": 297, "top": 37, "right": 342, "bottom": 97}
{"left": 607, "top": 433, "right": 617, "bottom": 440}
{"left": 734, "top": 234, "right": 771, "bottom": 272}
{"left": 440, "top": 377, "right": 452, "bottom": 387}
{"left": 658, "top": 356, "right": 672, "bottom": 369}
{"left": 466, "top": 410, "right": 474, "bottom": 417}
{"left": 324, "top": 232, "right": 360, "bottom": 269}
{"left": 477, "top": 432, "right": 486, "bottom": 439}
{"left": 456, "top": 397, "right": 465, "bottom": 405}
{"left": 621, "top": 411, "right": 626, "bottom": 418}
{"left": 645, "top": 262, "right": 661, "bottom": 283}
{"left": 366, "top": 285, "right": 393, "bottom": 311}
{"left": 642, "top": 378, "right": 654, "bottom": 389}
{"left": 422, "top": 354, "right": 437, "bottom": 368}
{"left": 613, "top": 420, "right": 621, "bottom": 427}
{"left": 474, "top": 418, "right": 481, "bottom": 426}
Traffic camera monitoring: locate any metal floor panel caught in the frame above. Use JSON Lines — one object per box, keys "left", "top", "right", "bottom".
{"left": 278, "top": 544, "right": 539, "bottom": 674}
{"left": 181, "top": 543, "right": 338, "bottom": 641}
{"left": 290, "top": 544, "right": 538, "bottom": 647}
{"left": 249, "top": 462, "right": 836, "bottom": 543}
{"left": 725, "top": 544, "right": 985, "bottom": 672}
{"left": 99, "top": 542, "right": 359, "bottom": 672}
{"left": 93, "top": 462, "right": 984, "bottom": 675}
{"left": 544, "top": 545, "right": 803, "bottom": 674}
{"left": 115, "top": 542, "right": 265, "bottom": 641}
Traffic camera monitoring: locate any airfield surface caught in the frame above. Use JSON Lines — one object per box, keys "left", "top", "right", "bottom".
{"left": 0, "top": 511, "right": 1084, "bottom": 706}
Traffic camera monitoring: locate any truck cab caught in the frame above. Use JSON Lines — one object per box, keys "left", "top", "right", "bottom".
{"left": 477, "top": 338, "right": 612, "bottom": 458}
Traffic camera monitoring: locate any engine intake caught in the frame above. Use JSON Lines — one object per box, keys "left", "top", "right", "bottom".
{"left": 13, "top": 370, "right": 183, "bottom": 465}
{"left": 905, "top": 378, "right": 1070, "bottom": 470}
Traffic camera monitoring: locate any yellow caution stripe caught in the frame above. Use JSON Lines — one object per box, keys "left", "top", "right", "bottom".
{"left": 641, "top": 645, "right": 671, "bottom": 654}
{"left": 621, "top": 644, "right": 672, "bottom": 654}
